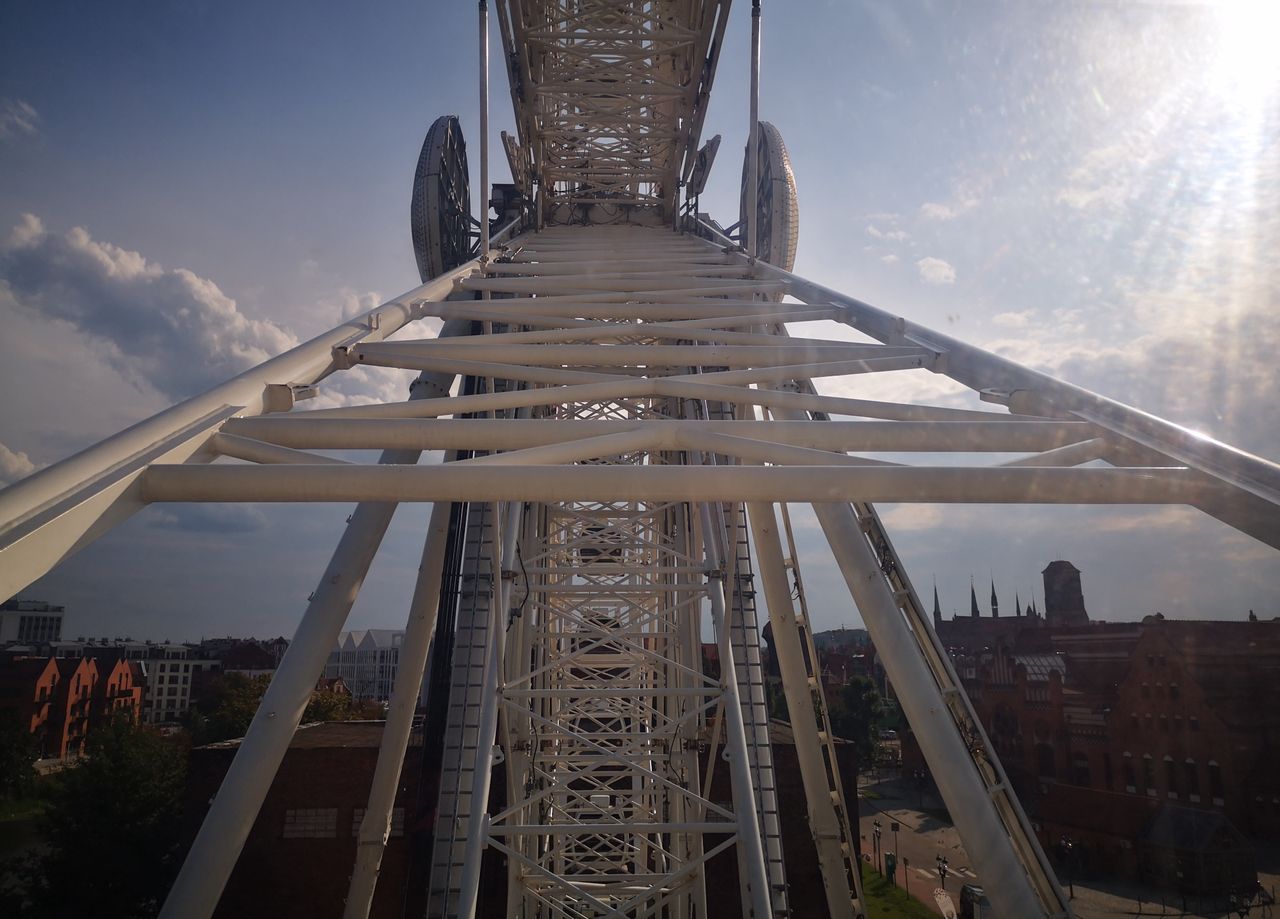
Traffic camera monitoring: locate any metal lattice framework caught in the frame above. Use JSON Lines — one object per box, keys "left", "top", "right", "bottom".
{"left": 497, "top": 0, "right": 730, "bottom": 218}
{"left": 3, "top": 3, "right": 1278, "bottom": 919}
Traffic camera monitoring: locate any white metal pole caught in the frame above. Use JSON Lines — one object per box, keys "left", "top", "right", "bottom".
{"left": 453, "top": 501, "right": 520, "bottom": 919}
{"left": 479, "top": 0, "right": 491, "bottom": 259}
{"left": 158, "top": 328, "right": 470, "bottom": 919}
{"left": 343, "top": 500, "right": 453, "bottom": 919}
{"left": 812, "top": 501, "right": 1046, "bottom": 917}
{"left": 747, "top": 501, "right": 856, "bottom": 918}
{"left": 700, "top": 505, "right": 773, "bottom": 919}
{"left": 746, "top": 0, "right": 761, "bottom": 258}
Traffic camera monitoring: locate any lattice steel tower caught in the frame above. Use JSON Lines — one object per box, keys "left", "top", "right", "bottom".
{"left": 2, "top": 3, "right": 1276, "bottom": 918}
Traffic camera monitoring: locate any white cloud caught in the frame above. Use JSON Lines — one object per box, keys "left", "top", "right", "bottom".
{"left": 0, "top": 98, "right": 39, "bottom": 139}
{"left": 866, "top": 224, "right": 908, "bottom": 242}
{"left": 0, "top": 214, "right": 297, "bottom": 400}
{"left": 916, "top": 256, "right": 956, "bottom": 285}
{"left": 920, "top": 202, "right": 956, "bottom": 220}
{"left": 992, "top": 310, "right": 1032, "bottom": 328}
{"left": 0, "top": 442, "right": 38, "bottom": 486}
{"left": 880, "top": 254, "right": 899, "bottom": 265}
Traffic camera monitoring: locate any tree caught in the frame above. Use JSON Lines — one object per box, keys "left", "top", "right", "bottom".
{"left": 0, "top": 713, "right": 38, "bottom": 802}
{"left": 188, "top": 672, "right": 271, "bottom": 745}
{"left": 25, "top": 715, "right": 186, "bottom": 917}
{"left": 828, "top": 677, "right": 884, "bottom": 768}
{"left": 303, "top": 688, "right": 353, "bottom": 723}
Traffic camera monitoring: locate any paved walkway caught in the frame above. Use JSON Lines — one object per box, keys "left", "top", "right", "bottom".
{"left": 856, "top": 772, "right": 1279, "bottom": 918}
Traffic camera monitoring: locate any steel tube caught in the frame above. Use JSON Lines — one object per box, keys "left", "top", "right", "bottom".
{"left": 747, "top": 501, "right": 856, "bottom": 917}
{"left": 141, "top": 463, "right": 1227, "bottom": 506}
{"left": 0, "top": 219, "right": 524, "bottom": 600}
{"left": 221, "top": 418, "right": 1093, "bottom": 454}
{"left": 157, "top": 326, "right": 471, "bottom": 919}
{"left": 746, "top": 0, "right": 760, "bottom": 259}
{"left": 700, "top": 507, "right": 773, "bottom": 919}
{"left": 479, "top": 0, "right": 490, "bottom": 258}
{"left": 812, "top": 501, "right": 1045, "bottom": 916}
{"left": 343, "top": 501, "right": 453, "bottom": 918}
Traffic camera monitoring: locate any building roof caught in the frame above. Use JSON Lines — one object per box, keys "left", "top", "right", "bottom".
{"left": 196, "top": 720, "right": 391, "bottom": 751}
{"left": 336, "top": 629, "right": 404, "bottom": 651}
{"left": 1013, "top": 653, "right": 1066, "bottom": 683}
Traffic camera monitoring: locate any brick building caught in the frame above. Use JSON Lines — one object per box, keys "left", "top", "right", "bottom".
{"left": 91, "top": 656, "right": 144, "bottom": 726}
{"left": 0, "top": 656, "right": 60, "bottom": 756}
{"left": 48, "top": 656, "right": 98, "bottom": 759}
{"left": 182, "top": 720, "right": 857, "bottom": 917}
{"left": 904, "top": 612, "right": 1278, "bottom": 893}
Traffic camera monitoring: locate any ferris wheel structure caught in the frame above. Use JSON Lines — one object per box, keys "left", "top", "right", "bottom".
{"left": 2, "top": 3, "right": 1276, "bottom": 918}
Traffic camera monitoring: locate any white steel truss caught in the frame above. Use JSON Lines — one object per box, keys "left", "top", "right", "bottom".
{"left": 4, "top": 3, "right": 1279, "bottom": 917}
{"left": 496, "top": 0, "right": 729, "bottom": 219}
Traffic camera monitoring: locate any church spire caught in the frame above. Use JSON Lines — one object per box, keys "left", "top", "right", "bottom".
{"left": 932, "top": 580, "right": 943, "bottom": 628}
{"left": 1015, "top": 591, "right": 1022, "bottom": 618}
{"left": 970, "top": 577, "right": 980, "bottom": 618}
{"left": 990, "top": 578, "right": 999, "bottom": 618}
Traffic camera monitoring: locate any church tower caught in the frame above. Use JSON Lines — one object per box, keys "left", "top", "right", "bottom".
{"left": 1043, "top": 560, "right": 1090, "bottom": 627}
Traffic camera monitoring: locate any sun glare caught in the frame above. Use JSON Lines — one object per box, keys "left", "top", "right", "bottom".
{"left": 1209, "top": 0, "right": 1280, "bottom": 105}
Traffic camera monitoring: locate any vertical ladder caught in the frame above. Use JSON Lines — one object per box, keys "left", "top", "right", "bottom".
{"left": 425, "top": 498, "right": 496, "bottom": 918}
{"left": 723, "top": 502, "right": 790, "bottom": 916}
{"left": 703, "top": 394, "right": 790, "bottom": 915}
{"left": 771, "top": 501, "right": 865, "bottom": 910}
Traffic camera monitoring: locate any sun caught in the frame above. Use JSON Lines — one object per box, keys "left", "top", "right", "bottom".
{"left": 1208, "top": 0, "right": 1280, "bottom": 106}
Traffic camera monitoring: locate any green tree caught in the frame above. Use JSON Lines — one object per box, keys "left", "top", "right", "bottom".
{"left": 30, "top": 715, "right": 186, "bottom": 917}
{"left": 190, "top": 672, "right": 271, "bottom": 745}
{"left": 827, "top": 677, "right": 884, "bottom": 768}
{"left": 303, "top": 688, "right": 353, "bottom": 722}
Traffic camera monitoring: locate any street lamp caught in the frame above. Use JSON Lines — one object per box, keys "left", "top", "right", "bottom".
{"left": 872, "top": 819, "right": 883, "bottom": 874}
{"left": 936, "top": 854, "right": 949, "bottom": 890}
{"left": 1058, "top": 835, "right": 1075, "bottom": 899}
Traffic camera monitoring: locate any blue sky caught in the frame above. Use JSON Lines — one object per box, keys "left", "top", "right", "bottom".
{"left": 1, "top": 1, "right": 1277, "bottom": 639}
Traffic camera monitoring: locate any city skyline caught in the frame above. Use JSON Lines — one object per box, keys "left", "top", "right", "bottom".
{"left": 1, "top": 1, "right": 1277, "bottom": 639}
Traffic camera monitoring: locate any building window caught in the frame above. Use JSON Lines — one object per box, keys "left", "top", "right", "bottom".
{"left": 283, "top": 808, "right": 338, "bottom": 839}
{"left": 1123, "top": 753, "right": 1136, "bottom": 793}
{"left": 1209, "top": 761, "right": 1224, "bottom": 805}
{"left": 1142, "top": 754, "right": 1156, "bottom": 797}
{"left": 1071, "top": 752, "right": 1091, "bottom": 787}
{"left": 1189, "top": 716, "right": 1200, "bottom": 731}
{"left": 351, "top": 807, "right": 404, "bottom": 838}
{"left": 1164, "top": 756, "right": 1177, "bottom": 799}
{"left": 1130, "top": 712, "right": 1139, "bottom": 729}
{"left": 1159, "top": 715, "right": 1168, "bottom": 732}
{"left": 1103, "top": 752, "right": 1113, "bottom": 790}
{"left": 1174, "top": 715, "right": 1183, "bottom": 730}
{"left": 1169, "top": 683, "right": 1180, "bottom": 700}
{"left": 1141, "top": 682, "right": 1150, "bottom": 698}
{"left": 1035, "top": 743, "right": 1055, "bottom": 780}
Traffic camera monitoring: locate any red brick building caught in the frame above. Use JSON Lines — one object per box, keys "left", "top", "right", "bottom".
{"left": 0, "top": 656, "right": 59, "bottom": 756}
{"left": 91, "top": 656, "right": 144, "bottom": 726}
{"left": 906, "top": 614, "right": 1279, "bottom": 893}
{"left": 49, "top": 656, "right": 98, "bottom": 759}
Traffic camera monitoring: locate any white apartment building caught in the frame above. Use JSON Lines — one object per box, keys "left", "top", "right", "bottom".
{"left": 141, "top": 644, "right": 220, "bottom": 725}
{"left": 0, "top": 599, "right": 65, "bottom": 646}
{"left": 324, "top": 630, "right": 405, "bottom": 702}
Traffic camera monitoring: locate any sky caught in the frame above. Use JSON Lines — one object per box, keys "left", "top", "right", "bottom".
{"left": 1, "top": 1, "right": 1277, "bottom": 641}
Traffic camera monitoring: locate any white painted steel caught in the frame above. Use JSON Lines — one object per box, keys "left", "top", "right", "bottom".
{"left": 140, "top": 462, "right": 1229, "bottom": 506}
{"left": 0, "top": 217, "right": 524, "bottom": 602}
{"left": 343, "top": 501, "right": 453, "bottom": 919}
{"left": 159, "top": 368, "right": 461, "bottom": 919}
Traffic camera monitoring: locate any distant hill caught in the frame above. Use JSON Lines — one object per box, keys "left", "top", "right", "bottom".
{"left": 811, "top": 627, "right": 870, "bottom": 650}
